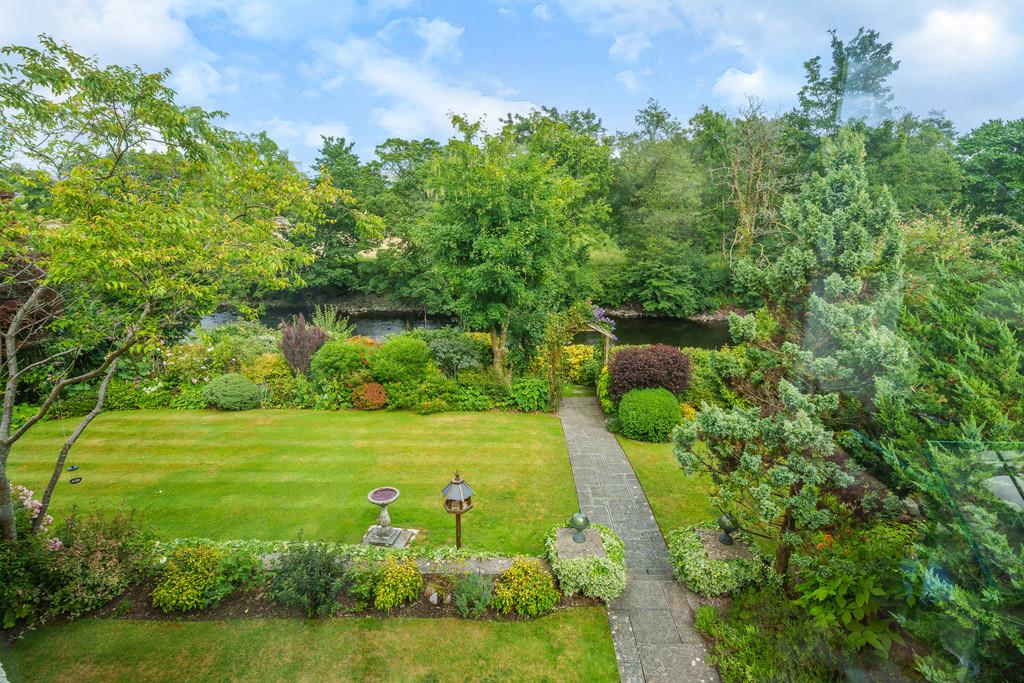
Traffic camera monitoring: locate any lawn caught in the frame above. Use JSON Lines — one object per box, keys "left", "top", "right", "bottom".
{"left": 8, "top": 409, "right": 576, "bottom": 554}
{"left": 617, "top": 436, "right": 716, "bottom": 535}
{"left": 2, "top": 609, "right": 618, "bottom": 682}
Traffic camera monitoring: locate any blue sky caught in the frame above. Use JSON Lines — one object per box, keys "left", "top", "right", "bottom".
{"left": 3, "top": 1, "right": 1023, "bottom": 167}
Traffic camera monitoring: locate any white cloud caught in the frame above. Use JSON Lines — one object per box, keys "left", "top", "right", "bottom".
{"left": 615, "top": 69, "right": 639, "bottom": 91}
{"left": 533, "top": 4, "right": 552, "bottom": 22}
{"left": 267, "top": 117, "right": 352, "bottom": 149}
{"left": 311, "top": 35, "right": 536, "bottom": 139}
{"left": 898, "top": 8, "right": 1020, "bottom": 77}
{"left": 609, "top": 33, "right": 652, "bottom": 62}
{"left": 712, "top": 64, "right": 795, "bottom": 108}
{"left": 413, "top": 17, "right": 464, "bottom": 61}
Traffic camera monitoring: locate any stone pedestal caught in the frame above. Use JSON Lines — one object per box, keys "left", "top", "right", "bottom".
{"left": 361, "top": 525, "right": 418, "bottom": 548}
{"left": 555, "top": 527, "right": 606, "bottom": 560}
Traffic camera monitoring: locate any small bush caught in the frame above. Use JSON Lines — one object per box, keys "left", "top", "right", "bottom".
{"left": 609, "top": 344, "right": 691, "bottom": 400}
{"left": 681, "top": 346, "right": 747, "bottom": 410}
{"left": 160, "top": 342, "right": 212, "bottom": 386}
{"left": 270, "top": 542, "right": 346, "bottom": 618}
{"left": 597, "top": 366, "right": 615, "bottom": 414}
{"left": 0, "top": 533, "right": 47, "bottom": 628}
{"left": 344, "top": 560, "right": 383, "bottom": 609}
{"left": 44, "top": 509, "right": 151, "bottom": 618}
{"left": 210, "top": 334, "right": 274, "bottom": 375}
{"left": 492, "top": 558, "right": 560, "bottom": 617}
{"left": 373, "top": 556, "right": 422, "bottom": 611}
{"left": 171, "top": 385, "right": 208, "bottom": 410}
{"left": 545, "top": 524, "right": 626, "bottom": 602}
{"left": 310, "top": 341, "right": 374, "bottom": 387}
{"left": 506, "top": 378, "right": 549, "bottom": 412}
{"left": 452, "top": 385, "right": 494, "bottom": 411}
{"left": 416, "top": 397, "right": 450, "bottom": 414}
{"left": 352, "top": 382, "right": 388, "bottom": 410}
{"left": 666, "top": 526, "right": 764, "bottom": 597}
{"left": 151, "top": 545, "right": 225, "bottom": 613}
{"left": 105, "top": 380, "right": 172, "bottom": 411}
{"left": 618, "top": 388, "right": 681, "bottom": 442}
{"left": 562, "top": 345, "right": 597, "bottom": 384}
{"left": 453, "top": 573, "right": 493, "bottom": 619}
{"left": 578, "top": 357, "right": 601, "bottom": 386}
{"left": 203, "top": 373, "right": 264, "bottom": 411}
{"left": 414, "top": 328, "right": 489, "bottom": 376}
{"left": 241, "top": 353, "right": 295, "bottom": 407}
{"left": 279, "top": 314, "right": 326, "bottom": 375}
{"left": 371, "top": 336, "right": 432, "bottom": 385}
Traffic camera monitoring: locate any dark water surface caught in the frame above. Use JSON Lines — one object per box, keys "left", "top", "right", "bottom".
{"left": 203, "top": 307, "right": 729, "bottom": 349}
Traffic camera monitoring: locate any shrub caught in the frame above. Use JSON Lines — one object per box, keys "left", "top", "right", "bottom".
{"left": 544, "top": 523, "right": 626, "bottom": 602}
{"left": 344, "top": 560, "right": 383, "bottom": 609}
{"left": 597, "top": 366, "right": 615, "bottom": 414}
{"left": 506, "top": 377, "right": 549, "bottom": 412}
{"left": 452, "top": 385, "right": 494, "bottom": 411}
{"left": 414, "top": 328, "right": 489, "bottom": 376}
{"left": 171, "top": 385, "right": 207, "bottom": 410}
{"left": 373, "top": 556, "right": 422, "bottom": 611}
{"left": 352, "top": 382, "right": 388, "bottom": 410}
{"left": 666, "top": 526, "right": 764, "bottom": 597}
{"left": 105, "top": 380, "right": 172, "bottom": 410}
{"left": 312, "top": 304, "right": 355, "bottom": 341}
{"left": 270, "top": 542, "right": 346, "bottom": 618}
{"left": 453, "top": 573, "right": 493, "bottom": 619}
{"left": 241, "top": 353, "right": 295, "bottom": 407}
{"left": 578, "top": 357, "right": 601, "bottom": 386}
{"left": 609, "top": 344, "right": 691, "bottom": 400}
{"left": 44, "top": 509, "right": 151, "bottom": 618}
{"left": 0, "top": 493, "right": 49, "bottom": 628}
{"left": 160, "top": 342, "right": 212, "bottom": 386}
{"left": 371, "top": 336, "right": 432, "bottom": 385}
{"left": 618, "top": 388, "right": 681, "bottom": 442}
{"left": 492, "top": 557, "right": 560, "bottom": 617}
{"left": 203, "top": 373, "right": 264, "bottom": 411}
{"left": 310, "top": 341, "right": 373, "bottom": 387}
{"left": 209, "top": 333, "right": 274, "bottom": 375}
{"left": 416, "top": 397, "right": 450, "bottom": 414}
{"left": 681, "top": 346, "right": 746, "bottom": 410}
{"left": 151, "top": 545, "right": 226, "bottom": 612}
{"left": 279, "top": 313, "right": 326, "bottom": 375}
{"left": 562, "top": 345, "right": 597, "bottom": 384}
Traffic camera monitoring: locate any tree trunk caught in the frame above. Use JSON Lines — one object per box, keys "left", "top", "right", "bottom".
{"left": 490, "top": 323, "right": 508, "bottom": 383}
{"left": 0, "top": 445, "right": 14, "bottom": 541}
{"left": 33, "top": 360, "right": 119, "bottom": 533}
{"left": 773, "top": 504, "right": 796, "bottom": 579}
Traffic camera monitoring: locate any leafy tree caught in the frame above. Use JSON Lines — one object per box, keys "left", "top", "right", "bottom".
{"left": 0, "top": 37, "right": 341, "bottom": 540}
{"left": 421, "top": 117, "right": 583, "bottom": 380}
{"left": 956, "top": 118, "right": 1024, "bottom": 226}
{"left": 633, "top": 98, "right": 683, "bottom": 142}
{"left": 796, "top": 28, "right": 900, "bottom": 138}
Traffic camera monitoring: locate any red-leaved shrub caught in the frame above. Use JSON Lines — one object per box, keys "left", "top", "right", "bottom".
{"left": 352, "top": 382, "right": 388, "bottom": 410}
{"left": 609, "top": 344, "right": 691, "bottom": 400}
{"left": 279, "top": 314, "right": 326, "bottom": 375}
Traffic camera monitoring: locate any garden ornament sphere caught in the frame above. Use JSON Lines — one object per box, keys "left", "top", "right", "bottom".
{"left": 569, "top": 510, "right": 591, "bottom": 543}
{"left": 717, "top": 514, "right": 738, "bottom": 546}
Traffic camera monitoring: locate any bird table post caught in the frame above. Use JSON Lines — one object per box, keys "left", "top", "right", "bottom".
{"left": 442, "top": 471, "right": 474, "bottom": 549}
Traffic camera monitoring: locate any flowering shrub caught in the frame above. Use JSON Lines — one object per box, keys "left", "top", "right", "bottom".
{"left": 492, "top": 557, "right": 560, "bottom": 617}
{"left": 203, "top": 373, "right": 264, "bottom": 411}
{"left": 11, "top": 484, "right": 53, "bottom": 533}
{"left": 44, "top": 509, "right": 151, "bottom": 617}
{"left": 279, "top": 313, "right": 326, "bottom": 375}
{"left": 666, "top": 526, "right": 764, "bottom": 597}
{"left": 618, "top": 388, "right": 681, "bottom": 442}
{"left": 679, "top": 402, "right": 698, "bottom": 422}
{"left": 563, "top": 345, "right": 597, "bottom": 384}
{"left": 545, "top": 523, "right": 626, "bottom": 602}
{"left": 609, "top": 344, "right": 691, "bottom": 400}
{"left": 373, "top": 556, "right": 422, "bottom": 611}
{"left": 160, "top": 342, "right": 212, "bottom": 386}
{"left": 352, "top": 382, "right": 388, "bottom": 410}
{"left": 105, "top": 380, "right": 172, "bottom": 410}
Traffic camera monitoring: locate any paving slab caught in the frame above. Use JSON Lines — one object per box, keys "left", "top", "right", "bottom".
{"left": 559, "top": 397, "right": 719, "bottom": 683}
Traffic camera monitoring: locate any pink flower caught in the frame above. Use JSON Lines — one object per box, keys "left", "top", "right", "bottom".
{"left": 46, "top": 538, "right": 64, "bottom": 551}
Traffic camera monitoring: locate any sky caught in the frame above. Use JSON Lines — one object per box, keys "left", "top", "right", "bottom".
{"left": 2, "top": 0, "right": 1022, "bottom": 168}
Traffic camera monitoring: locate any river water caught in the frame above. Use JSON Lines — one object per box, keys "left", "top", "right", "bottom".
{"left": 201, "top": 308, "right": 730, "bottom": 349}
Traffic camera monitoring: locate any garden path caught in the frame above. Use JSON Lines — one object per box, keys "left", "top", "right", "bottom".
{"left": 558, "top": 397, "right": 718, "bottom": 683}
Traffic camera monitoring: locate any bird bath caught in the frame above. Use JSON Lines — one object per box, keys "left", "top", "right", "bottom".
{"left": 366, "top": 487, "right": 402, "bottom": 547}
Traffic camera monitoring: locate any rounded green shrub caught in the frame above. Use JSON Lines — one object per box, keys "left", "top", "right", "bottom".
{"left": 544, "top": 523, "right": 626, "bottom": 602}
{"left": 618, "top": 387, "right": 681, "bottom": 442}
{"left": 373, "top": 556, "right": 422, "bottom": 611}
{"left": 151, "top": 545, "right": 224, "bottom": 613}
{"left": 203, "top": 373, "right": 263, "bottom": 411}
{"left": 371, "top": 336, "right": 432, "bottom": 385}
{"left": 491, "top": 557, "right": 560, "bottom": 617}
{"left": 310, "top": 341, "right": 373, "bottom": 387}
{"left": 241, "top": 353, "right": 295, "bottom": 407}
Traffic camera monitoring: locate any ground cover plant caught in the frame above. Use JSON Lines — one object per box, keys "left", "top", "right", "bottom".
{"left": 8, "top": 410, "right": 576, "bottom": 554}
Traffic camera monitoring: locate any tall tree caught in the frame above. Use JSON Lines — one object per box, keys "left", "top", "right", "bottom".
{"left": 0, "top": 37, "right": 342, "bottom": 540}
{"left": 956, "top": 118, "right": 1024, "bottom": 226}
{"left": 422, "top": 117, "right": 583, "bottom": 380}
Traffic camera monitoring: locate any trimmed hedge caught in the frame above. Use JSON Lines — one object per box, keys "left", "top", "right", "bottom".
{"left": 544, "top": 523, "right": 626, "bottom": 602}
{"left": 371, "top": 336, "right": 432, "bottom": 385}
{"left": 618, "top": 388, "right": 681, "bottom": 442}
{"left": 203, "top": 373, "right": 263, "bottom": 411}
{"left": 609, "top": 344, "right": 691, "bottom": 400}
{"left": 666, "top": 526, "right": 764, "bottom": 597}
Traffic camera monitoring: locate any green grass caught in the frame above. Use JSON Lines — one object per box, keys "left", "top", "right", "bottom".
{"left": 8, "top": 409, "right": 576, "bottom": 554}
{"left": 616, "top": 436, "right": 715, "bottom": 535}
{"left": 2, "top": 610, "right": 618, "bottom": 682}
